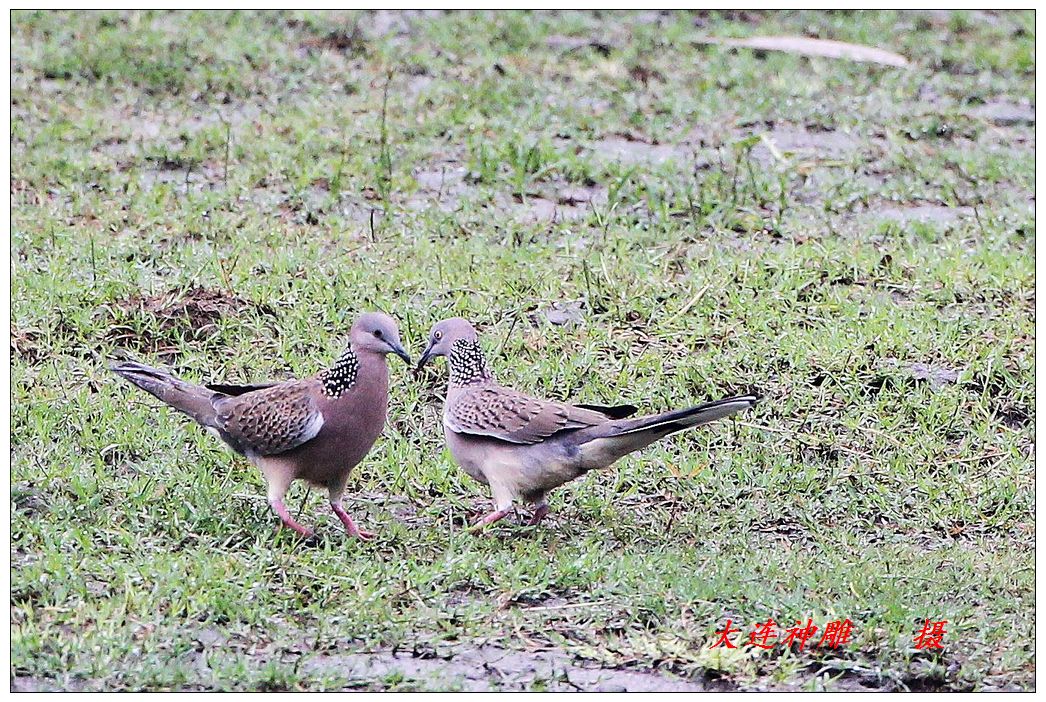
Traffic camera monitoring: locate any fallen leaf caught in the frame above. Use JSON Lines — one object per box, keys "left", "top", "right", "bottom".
{"left": 696, "top": 35, "right": 908, "bottom": 68}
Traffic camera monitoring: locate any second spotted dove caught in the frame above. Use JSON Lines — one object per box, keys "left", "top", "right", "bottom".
{"left": 416, "top": 317, "right": 757, "bottom": 531}
{"left": 110, "top": 312, "right": 411, "bottom": 540}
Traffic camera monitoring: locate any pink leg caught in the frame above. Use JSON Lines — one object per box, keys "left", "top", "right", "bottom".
{"left": 271, "top": 500, "right": 314, "bottom": 537}
{"left": 527, "top": 504, "right": 550, "bottom": 526}
{"left": 467, "top": 507, "right": 513, "bottom": 533}
{"left": 332, "top": 502, "right": 375, "bottom": 541}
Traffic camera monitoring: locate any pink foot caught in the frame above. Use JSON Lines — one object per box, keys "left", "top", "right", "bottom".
{"left": 527, "top": 504, "right": 550, "bottom": 526}
{"left": 467, "top": 507, "right": 513, "bottom": 534}
{"left": 332, "top": 503, "right": 375, "bottom": 541}
{"left": 271, "top": 500, "right": 314, "bottom": 537}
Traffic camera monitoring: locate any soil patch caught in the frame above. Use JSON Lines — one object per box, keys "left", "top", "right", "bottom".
{"left": 750, "top": 125, "right": 870, "bottom": 165}
{"left": 11, "top": 676, "right": 86, "bottom": 692}
{"left": 136, "top": 161, "right": 220, "bottom": 193}
{"left": 511, "top": 195, "right": 587, "bottom": 223}
{"left": 94, "top": 102, "right": 264, "bottom": 165}
{"left": 103, "top": 286, "right": 276, "bottom": 354}
{"left": 870, "top": 204, "right": 974, "bottom": 225}
{"left": 532, "top": 300, "right": 586, "bottom": 327}
{"left": 588, "top": 136, "right": 694, "bottom": 165}
{"left": 502, "top": 182, "right": 610, "bottom": 223}
{"left": 969, "top": 101, "right": 1035, "bottom": 127}
{"left": 906, "top": 362, "right": 961, "bottom": 389}
{"left": 407, "top": 163, "right": 469, "bottom": 212}
{"left": 195, "top": 641, "right": 718, "bottom": 691}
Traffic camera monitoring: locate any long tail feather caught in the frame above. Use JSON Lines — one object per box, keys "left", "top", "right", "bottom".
{"left": 610, "top": 395, "right": 758, "bottom": 437}
{"left": 109, "top": 360, "right": 221, "bottom": 428}
{"left": 575, "top": 394, "right": 758, "bottom": 470}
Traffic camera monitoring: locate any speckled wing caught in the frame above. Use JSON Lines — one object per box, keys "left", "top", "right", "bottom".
{"left": 445, "top": 385, "right": 609, "bottom": 445}
{"left": 213, "top": 379, "right": 325, "bottom": 456}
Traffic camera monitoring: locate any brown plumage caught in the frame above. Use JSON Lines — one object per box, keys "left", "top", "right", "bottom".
{"left": 417, "top": 317, "right": 758, "bottom": 531}
{"left": 217, "top": 380, "right": 325, "bottom": 456}
{"left": 444, "top": 385, "right": 610, "bottom": 444}
{"left": 110, "top": 312, "right": 412, "bottom": 540}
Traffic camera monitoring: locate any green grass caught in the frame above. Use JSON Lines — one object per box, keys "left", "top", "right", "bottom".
{"left": 11, "top": 9, "right": 1033, "bottom": 691}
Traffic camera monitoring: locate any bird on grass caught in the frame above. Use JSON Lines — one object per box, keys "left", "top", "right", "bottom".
{"left": 110, "top": 312, "right": 411, "bottom": 540}
{"left": 416, "top": 317, "right": 758, "bottom": 532}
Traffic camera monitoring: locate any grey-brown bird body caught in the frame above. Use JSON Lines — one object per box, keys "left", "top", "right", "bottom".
{"left": 417, "top": 317, "right": 757, "bottom": 530}
{"left": 236, "top": 351, "right": 390, "bottom": 486}
{"left": 110, "top": 312, "right": 411, "bottom": 539}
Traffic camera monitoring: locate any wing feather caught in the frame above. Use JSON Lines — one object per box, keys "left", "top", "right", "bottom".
{"left": 214, "top": 380, "right": 325, "bottom": 456}
{"left": 445, "top": 385, "right": 609, "bottom": 444}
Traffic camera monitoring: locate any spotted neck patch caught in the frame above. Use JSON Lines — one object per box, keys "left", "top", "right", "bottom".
{"left": 448, "top": 338, "right": 492, "bottom": 387}
{"left": 319, "top": 346, "right": 360, "bottom": 398}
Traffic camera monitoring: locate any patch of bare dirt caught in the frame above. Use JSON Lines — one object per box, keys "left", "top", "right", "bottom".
{"left": 11, "top": 676, "right": 86, "bottom": 692}
{"left": 531, "top": 300, "right": 586, "bottom": 327}
{"left": 580, "top": 123, "right": 869, "bottom": 172}
{"left": 243, "top": 182, "right": 390, "bottom": 233}
{"left": 408, "top": 156, "right": 614, "bottom": 222}
{"left": 870, "top": 204, "right": 974, "bottom": 225}
{"left": 94, "top": 102, "right": 264, "bottom": 166}
{"left": 906, "top": 362, "right": 961, "bottom": 389}
{"left": 297, "top": 20, "right": 368, "bottom": 57}
{"left": 496, "top": 181, "right": 610, "bottom": 224}
{"left": 12, "top": 648, "right": 714, "bottom": 692}
{"left": 509, "top": 195, "right": 587, "bottom": 223}
{"left": 365, "top": 9, "right": 423, "bottom": 39}
{"left": 291, "top": 10, "right": 438, "bottom": 56}
{"left": 413, "top": 165, "right": 465, "bottom": 192}
{"left": 193, "top": 641, "right": 717, "bottom": 691}
{"left": 969, "top": 100, "right": 1035, "bottom": 127}
{"left": 546, "top": 34, "right": 617, "bottom": 56}
{"left": 587, "top": 136, "right": 694, "bottom": 165}
{"left": 136, "top": 160, "right": 221, "bottom": 193}
{"left": 555, "top": 184, "right": 607, "bottom": 206}
{"left": 102, "top": 286, "right": 276, "bottom": 355}
{"left": 407, "top": 163, "right": 470, "bottom": 212}
{"left": 750, "top": 125, "right": 872, "bottom": 165}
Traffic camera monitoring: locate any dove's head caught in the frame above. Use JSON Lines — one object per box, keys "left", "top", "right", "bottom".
{"left": 416, "top": 317, "right": 480, "bottom": 371}
{"left": 350, "top": 312, "right": 412, "bottom": 364}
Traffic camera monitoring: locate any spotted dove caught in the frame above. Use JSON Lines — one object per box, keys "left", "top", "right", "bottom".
{"left": 416, "top": 317, "right": 757, "bottom": 531}
{"left": 110, "top": 312, "right": 411, "bottom": 540}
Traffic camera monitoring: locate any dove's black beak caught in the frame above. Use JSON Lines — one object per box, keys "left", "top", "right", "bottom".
{"left": 388, "top": 340, "right": 412, "bottom": 365}
{"left": 416, "top": 343, "right": 435, "bottom": 372}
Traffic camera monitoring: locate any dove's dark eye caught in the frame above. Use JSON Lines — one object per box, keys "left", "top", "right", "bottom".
{"left": 434, "top": 331, "right": 443, "bottom": 341}
{"left": 373, "top": 329, "right": 383, "bottom": 339}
